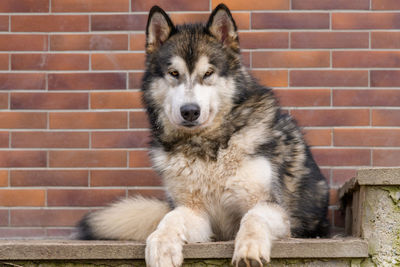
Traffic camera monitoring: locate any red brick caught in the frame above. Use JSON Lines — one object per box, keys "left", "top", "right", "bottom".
{"left": 12, "top": 54, "right": 88, "bottom": 71}
{"left": 129, "top": 72, "right": 144, "bottom": 89}
{"left": 333, "top": 90, "right": 400, "bottom": 107}
{"left": 170, "top": 13, "right": 250, "bottom": 30}
{"left": 252, "top": 13, "right": 329, "bottom": 29}
{"left": 0, "top": 112, "right": 46, "bottom": 129}
{"left": 50, "top": 112, "right": 127, "bottom": 129}
{"left": 0, "top": 228, "right": 46, "bottom": 238}
{"left": 291, "top": 109, "right": 370, "bottom": 127}
{"left": 303, "top": 129, "right": 332, "bottom": 146}
{"left": 0, "top": 93, "right": 8, "bottom": 109}
{"left": 48, "top": 73, "right": 126, "bottom": 90}
{"left": 0, "top": 210, "right": 8, "bottom": 226}
{"left": 134, "top": 0, "right": 209, "bottom": 11}
{"left": 0, "top": 16, "right": 8, "bottom": 31}
{"left": 91, "top": 131, "right": 150, "bottom": 148}
{"left": 212, "top": 0, "right": 289, "bottom": 10}
{"left": 47, "top": 189, "right": 126, "bottom": 207}
{"left": 11, "top": 92, "right": 88, "bottom": 109}
{"left": 47, "top": 229, "right": 75, "bottom": 238}
{"left": 0, "top": 170, "right": 8, "bottom": 187}
{"left": 372, "top": 32, "right": 400, "bottom": 48}
{"left": 0, "top": 34, "right": 48, "bottom": 51}
{"left": 291, "top": 32, "right": 369, "bottom": 49}
{"left": 372, "top": 0, "right": 400, "bottom": 10}
{"left": 311, "top": 148, "right": 371, "bottom": 166}
{"left": 329, "top": 189, "right": 339, "bottom": 205}
{"left": 129, "top": 150, "right": 152, "bottom": 167}
{"left": 274, "top": 89, "right": 330, "bottom": 107}
{"left": 292, "top": 0, "right": 369, "bottom": 10}
{"left": 11, "top": 170, "right": 88, "bottom": 187}
{"left": 0, "top": 73, "right": 45, "bottom": 90}
{"left": 12, "top": 132, "right": 89, "bottom": 148}
{"left": 373, "top": 149, "right": 400, "bottom": 167}
{"left": 334, "top": 129, "right": 400, "bottom": 147}
{"left": 52, "top": 0, "right": 129, "bottom": 12}
{"left": 130, "top": 33, "right": 145, "bottom": 51}
{"left": 251, "top": 70, "right": 288, "bottom": 87}
{"left": 91, "top": 92, "right": 143, "bottom": 109}
{"left": 130, "top": 111, "right": 150, "bottom": 129}
{"left": 331, "top": 169, "right": 357, "bottom": 187}
{"left": 0, "top": 189, "right": 45, "bottom": 206}
{"left": 253, "top": 51, "right": 329, "bottom": 68}
{"left": 91, "top": 170, "right": 161, "bottom": 186}
{"left": 12, "top": 15, "right": 89, "bottom": 32}
{"left": 11, "top": 209, "right": 89, "bottom": 227}
{"left": 128, "top": 189, "right": 166, "bottom": 200}
{"left": 51, "top": 34, "right": 128, "bottom": 51}
{"left": 0, "top": 0, "right": 49, "bottom": 12}
{"left": 0, "top": 151, "right": 46, "bottom": 167}
{"left": 332, "top": 13, "right": 400, "bottom": 29}
{"left": 333, "top": 51, "right": 400, "bottom": 68}
{"left": 371, "top": 70, "right": 400, "bottom": 87}
{"left": 372, "top": 110, "right": 400, "bottom": 126}
{"left": 91, "top": 14, "right": 147, "bottom": 31}
{"left": 290, "top": 70, "right": 368, "bottom": 87}
{"left": 92, "top": 53, "right": 145, "bottom": 70}
{"left": 49, "top": 150, "right": 127, "bottom": 167}
{"left": 0, "top": 54, "right": 8, "bottom": 70}
{"left": 0, "top": 131, "right": 8, "bottom": 148}
{"left": 239, "top": 32, "right": 288, "bottom": 49}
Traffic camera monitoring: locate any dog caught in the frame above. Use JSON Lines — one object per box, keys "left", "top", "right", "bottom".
{"left": 77, "top": 4, "right": 330, "bottom": 267}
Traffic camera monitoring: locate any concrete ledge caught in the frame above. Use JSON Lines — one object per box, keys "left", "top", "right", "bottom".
{"left": 0, "top": 238, "right": 368, "bottom": 260}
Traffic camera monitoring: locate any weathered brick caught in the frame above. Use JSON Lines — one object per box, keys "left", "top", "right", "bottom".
{"left": 333, "top": 89, "right": 400, "bottom": 106}
{"left": 311, "top": 148, "right": 371, "bottom": 166}
{"left": 372, "top": 0, "right": 400, "bottom": 10}
{"left": 51, "top": 34, "right": 128, "bottom": 51}
{"left": 212, "top": 0, "right": 289, "bottom": 10}
{"left": 0, "top": 170, "right": 8, "bottom": 187}
{"left": 12, "top": 132, "right": 89, "bottom": 148}
{"left": 170, "top": 12, "right": 250, "bottom": 30}
{"left": 0, "top": 73, "right": 45, "bottom": 90}
{"left": 303, "top": 129, "right": 332, "bottom": 146}
{"left": 129, "top": 111, "right": 150, "bottom": 129}
{"left": 333, "top": 51, "right": 400, "bottom": 68}
{"left": 12, "top": 54, "right": 89, "bottom": 71}
{"left": 11, "top": 170, "right": 88, "bottom": 187}
{"left": 0, "top": 54, "right": 8, "bottom": 70}
{"left": 332, "top": 13, "right": 400, "bottom": 29}
{"left": 0, "top": 16, "right": 8, "bottom": 31}
{"left": 0, "top": 132, "right": 8, "bottom": 148}
{"left": 52, "top": 0, "right": 129, "bottom": 12}
{"left": 129, "top": 150, "right": 151, "bottom": 167}
{"left": 239, "top": 32, "right": 288, "bottom": 49}
{"left": 11, "top": 92, "right": 88, "bottom": 109}
{"left": 49, "top": 150, "right": 127, "bottom": 167}
{"left": 0, "top": 151, "right": 46, "bottom": 167}
{"left": 90, "top": 170, "right": 161, "bottom": 186}
{"left": 251, "top": 70, "right": 288, "bottom": 87}
{"left": 291, "top": 32, "right": 369, "bottom": 48}
{"left": 92, "top": 53, "right": 145, "bottom": 70}
{"left": 0, "top": 210, "right": 8, "bottom": 226}
{"left": 48, "top": 73, "right": 126, "bottom": 90}
{"left": 252, "top": 13, "right": 329, "bottom": 29}
{"left": 134, "top": 0, "right": 209, "bottom": 11}
{"left": 47, "top": 229, "right": 75, "bottom": 238}
{"left": 253, "top": 51, "right": 330, "bottom": 68}
{"left": 274, "top": 89, "right": 330, "bottom": 107}
{"left": 371, "top": 70, "right": 400, "bottom": 87}
{"left": 331, "top": 169, "right": 357, "bottom": 187}
{"left": 372, "top": 109, "right": 400, "bottom": 126}
{"left": 49, "top": 112, "right": 127, "bottom": 129}
{"left": 0, "top": 112, "right": 47, "bottom": 129}
{"left": 290, "top": 70, "right": 368, "bottom": 87}
{"left": 12, "top": 15, "right": 89, "bottom": 32}
{"left": 129, "top": 72, "right": 144, "bottom": 89}
{"left": 91, "top": 91, "right": 142, "bottom": 109}
{"left": 334, "top": 129, "right": 400, "bottom": 147}
{"left": 372, "top": 32, "right": 400, "bottom": 48}
{"left": 292, "top": 0, "right": 369, "bottom": 10}
{"left": 373, "top": 149, "right": 400, "bottom": 166}
{"left": 0, "top": 34, "right": 48, "bottom": 51}
{"left": 291, "top": 109, "right": 370, "bottom": 126}
{"left": 0, "top": 0, "right": 49, "bottom": 12}
{"left": 91, "top": 14, "right": 147, "bottom": 31}
{"left": 91, "top": 131, "right": 150, "bottom": 148}
{"left": 47, "top": 189, "right": 126, "bottom": 206}
{"left": 0, "top": 228, "right": 46, "bottom": 238}
{"left": 0, "top": 93, "right": 8, "bottom": 109}
{"left": 11, "top": 209, "right": 89, "bottom": 227}
{"left": 129, "top": 33, "right": 146, "bottom": 51}
{"left": 0, "top": 189, "right": 45, "bottom": 206}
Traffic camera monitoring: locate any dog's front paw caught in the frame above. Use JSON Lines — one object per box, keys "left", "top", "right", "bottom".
{"left": 145, "top": 230, "right": 184, "bottom": 267}
{"left": 232, "top": 230, "right": 271, "bottom": 267}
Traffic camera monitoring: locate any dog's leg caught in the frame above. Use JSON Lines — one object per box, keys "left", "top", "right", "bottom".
{"left": 145, "top": 206, "right": 212, "bottom": 267}
{"left": 232, "top": 202, "right": 290, "bottom": 267}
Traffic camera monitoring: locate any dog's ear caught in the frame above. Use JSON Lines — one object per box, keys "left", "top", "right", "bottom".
{"left": 207, "top": 4, "right": 239, "bottom": 52}
{"left": 146, "top": 6, "right": 175, "bottom": 54}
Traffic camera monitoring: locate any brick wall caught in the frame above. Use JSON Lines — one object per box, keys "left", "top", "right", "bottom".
{"left": 0, "top": 0, "right": 399, "bottom": 238}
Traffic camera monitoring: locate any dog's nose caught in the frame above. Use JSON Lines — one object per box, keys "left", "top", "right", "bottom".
{"left": 180, "top": 104, "right": 201, "bottom": 122}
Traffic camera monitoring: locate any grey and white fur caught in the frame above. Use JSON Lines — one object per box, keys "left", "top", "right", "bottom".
{"left": 77, "top": 4, "right": 330, "bottom": 267}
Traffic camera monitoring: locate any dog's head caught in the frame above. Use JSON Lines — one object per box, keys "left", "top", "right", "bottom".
{"left": 142, "top": 4, "right": 243, "bottom": 133}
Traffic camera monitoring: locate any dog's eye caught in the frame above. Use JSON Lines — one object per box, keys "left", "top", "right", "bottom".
{"left": 168, "top": 70, "right": 179, "bottom": 79}
{"left": 204, "top": 69, "right": 214, "bottom": 79}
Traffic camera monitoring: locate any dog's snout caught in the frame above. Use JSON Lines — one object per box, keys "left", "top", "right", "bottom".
{"left": 180, "top": 104, "right": 201, "bottom": 122}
